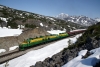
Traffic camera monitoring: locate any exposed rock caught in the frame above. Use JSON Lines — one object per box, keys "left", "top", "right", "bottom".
{"left": 82, "top": 51, "right": 91, "bottom": 59}
{"left": 34, "top": 61, "right": 43, "bottom": 67}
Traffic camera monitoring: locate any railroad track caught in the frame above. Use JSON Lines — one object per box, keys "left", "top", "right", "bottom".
{"left": 0, "top": 51, "right": 25, "bottom": 64}
{"left": 0, "top": 50, "right": 19, "bottom": 57}
{"left": 0, "top": 34, "right": 77, "bottom": 64}
{"left": 0, "top": 39, "right": 58, "bottom": 64}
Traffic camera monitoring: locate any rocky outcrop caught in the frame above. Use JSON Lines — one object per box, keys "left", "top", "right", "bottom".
{"left": 31, "top": 37, "right": 100, "bottom": 67}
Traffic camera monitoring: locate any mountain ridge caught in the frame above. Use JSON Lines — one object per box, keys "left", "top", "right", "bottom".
{"left": 55, "top": 13, "right": 98, "bottom": 26}
{"left": 0, "top": 5, "right": 86, "bottom": 32}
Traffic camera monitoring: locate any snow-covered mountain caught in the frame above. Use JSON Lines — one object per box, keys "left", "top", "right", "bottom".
{"left": 95, "top": 18, "right": 100, "bottom": 22}
{"left": 56, "top": 13, "right": 69, "bottom": 19}
{"left": 56, "top": 13, "right": 98, "bottom": 26}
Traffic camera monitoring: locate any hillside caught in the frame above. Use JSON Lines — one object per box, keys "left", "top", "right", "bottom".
{"left": 31, "top": 22, "right": 100, "bottom": 67}
{"left": 0, "top": 4, "right": 86, "bottom": 52}
{"left": 0, "top": 5, "right": 86, "bottom": 32}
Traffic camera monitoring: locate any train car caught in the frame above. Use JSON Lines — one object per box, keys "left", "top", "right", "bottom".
{"left": 19, "top": 37, "right": 46, "bottom": 50}
{"left": 19, "top": 33, "right": 69, "bottom": 50}
{"left": 59, "top": 33, "right": 69, "bottom": 39}
{"left": 19, "top": 38, "right": 31, "bottom": 50}
{"left": 68, "top": 29, "right": 86, "bottom": 36}
{"left": 19, "top": 30, "right": 85, "bottom": 51}
{"left": 47, "top": 34, "right": 59, "bottom": 42}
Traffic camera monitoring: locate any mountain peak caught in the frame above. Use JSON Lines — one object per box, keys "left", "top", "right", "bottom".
{"left": 95, "top": 18, "right": 100, "bottom": 22}
{"left": 55, "top": 13, "right": 98, "bottom": 26}
{"left": 56, "top": 13, "right": 68, "bottom": 19}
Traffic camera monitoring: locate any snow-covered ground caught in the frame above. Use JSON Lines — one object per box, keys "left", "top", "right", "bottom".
{"left": 0, "top": 17, "right": 8, "bottom": 22}
{"left": 40, "top": 23, "right": 43, "bottom": 26}
{"left": 0, "top": 34, "right": 82, "bottom": 67}
{"left": 62, "top": 48, "right": 100, "bottom": 67}
{"left": 9, "top": 46, "right": 18, "bottom": 51}
{"left": 0, "top": 46, "right": 18, "bottom": 53}
{"left": 47, "top": 30, "right": 66, "bottom": 34}
{"left": 0, "top": 49, "right": 6, "bottom": 53}
{"left": 0, "top": 27, "right": 22, "bottom": 37}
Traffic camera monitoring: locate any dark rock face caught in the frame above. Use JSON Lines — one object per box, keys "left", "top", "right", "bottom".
{"left": 31, "top": 37, "right": 100, "bottom": 67}
{"left": 31, "top": 48, "right": 79, "bottom": 67}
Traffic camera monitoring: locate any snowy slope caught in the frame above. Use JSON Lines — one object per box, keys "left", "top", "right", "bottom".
{"left": 9, "top": 46, "right": 18, "bottom": 51}
{"left": 0, "top": 34, "right": 82, "bottom": 67}
{"left": 0, "top": 49, "right": 6, "bottom": 53}
{"left": 0, "top": 27, "right": 22, "bottom": 37}
{"left": 47, "top": 30, "right": 66, "bottom": 34}
{"left": 62, "top": 48, "right": 100, "bottom": 67}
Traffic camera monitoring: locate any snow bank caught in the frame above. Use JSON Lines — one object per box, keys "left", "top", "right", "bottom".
{"left": 47, "top": 30, "right": 66, "bottom": 34}
{"left": 40, "top": 23, "right": 43, "bottom": 26}
{"left": 9, "top": 46, "right": 18, "bottom": 51}
{"left": 0, "top": 49, "right": 6, "bottom": 53}
{"left": 62, "top": 50, "right": 87, "bottom": 67}
{"left": 0, "top": 27, "right": 22, "bottom": 37}
{"left": 78, "top": 50, "right": 88, "bottom": 56}
{"left": 62, "top": 55, "right": 82, "bottom": 67}
{"left": 0, "top": 34, "right": 82, "bottom": 67}
{"left": 0, "top": 17, "right": 8, "bottom": 22}
{"left": 62, "top": 47, "right": 100, "bottom": 67}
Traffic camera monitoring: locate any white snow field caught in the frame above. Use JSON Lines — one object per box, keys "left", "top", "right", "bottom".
{"left": 62, "top": 48, "right": 100, "bottom": 67}
{"left": 40, "top": 23, "right": 43, "bottom": 26}
{"left": 0, "top": 27, "right": 22, "bottom": 37}
{"left": 47, "top": 30, "right": 66, "bottom": 34}
{"left": 0, "top": 49, "right": 6, "bottom": 53}
{"left": 0, "top": 34, "right": 82, "bottom": 67}
{"left": 9, "top": 46, "right": 18, "bottom": 51}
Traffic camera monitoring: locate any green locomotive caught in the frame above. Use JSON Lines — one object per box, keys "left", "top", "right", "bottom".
{"left": 19, "top": 33, "right": 68, "bottom": 50}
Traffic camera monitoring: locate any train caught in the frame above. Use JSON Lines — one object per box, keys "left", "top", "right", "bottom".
{"left": 19, "top": 29, "right": 86, "bottom": 50}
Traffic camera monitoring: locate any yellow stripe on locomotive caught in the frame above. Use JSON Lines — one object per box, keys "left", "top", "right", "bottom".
{"left": 48, "top": 35, "right": 57, "bottom": 38}
{"left": 59, "top": 33, "right": 68, "bottom": 36}
{"left": 22, "top": 42, "right": 27, "bottom": 44}
{"left": 30, "top": 38, "right": 43, "bottom": 43}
